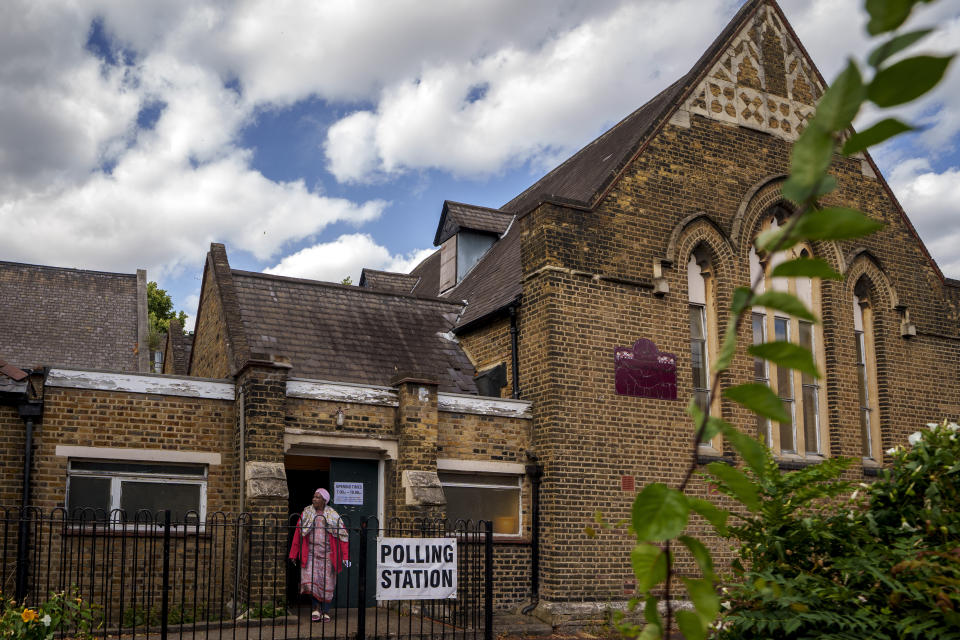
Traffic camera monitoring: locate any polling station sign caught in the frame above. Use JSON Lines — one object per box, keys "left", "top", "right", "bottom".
{"left": 376, "top": 537, "right": 457, "bottom": 600}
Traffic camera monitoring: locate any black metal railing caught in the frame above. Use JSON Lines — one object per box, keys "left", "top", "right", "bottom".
{"left": 0, "top": 508, "right": 493, "bottom": 640}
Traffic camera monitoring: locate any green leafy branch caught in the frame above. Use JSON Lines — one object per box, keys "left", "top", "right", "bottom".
{"left": 619, "top": 2, "right": 954, "bottom": 638}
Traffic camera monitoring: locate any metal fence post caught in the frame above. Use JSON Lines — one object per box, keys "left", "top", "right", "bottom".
{"left": 484, "top": 520, "right": 493, "bottom": 640}
{"left": 160, "top": 510, "right": 171, "bottom": 640}
{"left": 357, "top": 520, "right": 369, "bottom": 640}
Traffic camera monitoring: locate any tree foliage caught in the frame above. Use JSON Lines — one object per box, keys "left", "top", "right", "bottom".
{"left": 147, "top": 281, "right": 187, "bottom": 348}
{"left": 609, "top": 1, "right": 956, "bottom": 638}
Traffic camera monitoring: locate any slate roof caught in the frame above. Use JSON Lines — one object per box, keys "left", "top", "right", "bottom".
{"left": 0, "top": 357, "right": 28, "bottom": 397}
{"left": 359, "top": 269, "right": 420, "bottom": 295}
{"left": 434, "top": 201, "right": 515, "bottom": 245}
{"left": 443, "top": 228, "right": 522, "bottom": 329}
{"left": 229, "top": 270, "right": 477, "bottom": 393}
{"left": 412, "top": 0, "right": 770, "bottom": 330}
{"left": 0, "top": 261, "right": 143, "bottom": 371}
{"left": 409, "top": 250, "right": 441, "bottom": 297}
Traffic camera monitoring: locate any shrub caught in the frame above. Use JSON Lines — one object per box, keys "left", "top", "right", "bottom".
{"left": 716, "top": 421, "right": 960, "bottom": 639}
{"left": 0, "top": 590, "right": 97, "bottom": 640}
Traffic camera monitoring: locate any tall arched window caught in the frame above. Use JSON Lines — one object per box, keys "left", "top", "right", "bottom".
{"left": 688, "top": 248, "right": 719, "bottom": 448}
{"left": 750, "top": 209, "right": 827, "bottom": 457}
{"left": 854, "top": 284, "right": 881, "bottom": 460}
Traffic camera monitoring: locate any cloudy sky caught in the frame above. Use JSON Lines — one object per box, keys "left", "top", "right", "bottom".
{"left": 1, "top": 0, "right": 958, "bottom": 329}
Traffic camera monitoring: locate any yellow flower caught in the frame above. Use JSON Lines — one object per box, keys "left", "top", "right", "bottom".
{"left": 21, "top": 609, "right": 38, "bottom": 623}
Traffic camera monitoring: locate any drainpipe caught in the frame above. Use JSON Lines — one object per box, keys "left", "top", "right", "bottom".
{"left": 520, "top": 455, "right": 543, "bottom": 615}
{"left": 509, "top": 304, "right": 521, "bottom": 399}
{"left": 16, "top": 400, "right": 42, "bottom": 603}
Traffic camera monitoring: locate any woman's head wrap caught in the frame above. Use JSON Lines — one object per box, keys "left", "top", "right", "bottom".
{"left": 314, "top": 488, "right": 330, "bottom": 503}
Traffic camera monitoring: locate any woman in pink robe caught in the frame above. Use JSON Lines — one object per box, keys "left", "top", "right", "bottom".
{"left": 289, "top": 488, "right": 349, "bottom": 621}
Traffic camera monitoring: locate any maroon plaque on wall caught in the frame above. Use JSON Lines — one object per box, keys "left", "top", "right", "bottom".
{"left": 614, "top": 338, "right": 677, "bottom": 399}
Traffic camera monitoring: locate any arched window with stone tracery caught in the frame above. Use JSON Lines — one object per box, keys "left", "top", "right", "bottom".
{"left": 749, "top": 206, "right": 828, "bottom": 458}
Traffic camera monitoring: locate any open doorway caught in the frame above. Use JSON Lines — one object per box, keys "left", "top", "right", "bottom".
{"left": 284, "top": 454, "right": 379, "bottom": 608}
{"left": 285, "top": 455, "right": 330, "bottom": 605}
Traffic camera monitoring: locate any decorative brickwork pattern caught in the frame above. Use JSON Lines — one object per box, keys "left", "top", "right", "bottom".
{"left": 684, "top": 4, "right": 822, "bottom": 140}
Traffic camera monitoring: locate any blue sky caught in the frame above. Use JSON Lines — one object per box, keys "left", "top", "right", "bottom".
{"left": 1, "top": 0, "right": 958, "bottom": 330}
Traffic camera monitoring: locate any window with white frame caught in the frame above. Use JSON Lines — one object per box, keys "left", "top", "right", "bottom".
{"left": 438, "top": 471, "right": 521, "bottom": 535}
{"left": 750, "top": 209, "right": 826, "bottom": 457}
{"left": 854, "top": 291, "right": 881, "bottom": 460}
{"left": 688, "top": 248, "right": 721, "bottom": 449}
{"left": 67, "top": 460, "right": 207, "bottom": 522}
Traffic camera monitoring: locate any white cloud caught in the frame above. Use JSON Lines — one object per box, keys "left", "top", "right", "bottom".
{"left": 323, "top": 0, "right": 731, "bottom": 182}
{"left": 264, "top": 234, "right": 432, "bottom": 283}
{"left": 0, "top": 152, "right": 386, "bottom": 277}
{"left": 888, "top": 159, "right": 960, "bottom": 278}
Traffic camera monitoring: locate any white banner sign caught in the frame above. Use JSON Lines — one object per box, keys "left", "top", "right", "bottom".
{"left": 376, "top": 537, "right": 457, "bottom": 600}
{"left": 333, "top": 482, "right": 363, "bottom": 505}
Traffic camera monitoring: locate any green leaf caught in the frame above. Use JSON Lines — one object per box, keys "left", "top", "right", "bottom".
{"left": 749, "top": 341, "right": 821, "bottom": 379}
{"left": 643, "top": 594, "right": 662, "bottom": 628}
{"left": 865, "top": 0, "right": 914, "bottom": 36}
{"left": 868, "top": 55, "right": 954, "bottom": 107}
{"left": 684, "top": 577, "right": 721, "bottom": 620}
{"left": 843, "top": 118, "right": 914, "bottom": 155}
{"left": 679, "top": 535, "right": 715, "bottom": 580}
{"left": 724, "top": 427, "right": 770, "bottom": 477}
{"left": 688, "top": 497, "right": 730, "bottom": 535}
{"left": 751, "top": 291, "right": 817, "bottom": 322}
{"left": 713, "top": 322, "right": 738, "bottom": 374}
{"left": 637, "top": 624, "right": 661, "bottom": 640}
{"left": 676, "top": 610, "right": 706, "bottom": 640}
{"left": 724, "top": 383, "right": 790, "bottom": 423}
{"left": 631, "top": 543, "right": 668, "bottom": 592}
{"left": 868, "top": 29, "right": 933, "bottom": 68}
{"left": 687, "top": 400, "right": 722, "bottom": 442}
{"left": 784, "top": 125, "right": 835, "bottom": 201}
{"left": 770, "top": 256, "right": 842, "bottom": 280}
{"left": 814, "top": 61, "right": 865, "bottom": 131}
{"left": 755, "top": 226, "right": 796, "bottom": 254}
{"left": 632, "top": 483, "right": 689, "bottom": 541}
{"left": 793, "top": 206, "right": 884, "bottom": 241}
{"left": 731, "top": 286, "right": 753, "bottom": 315}
{"left": 707, "top": 462, "right": 762, "bottom": 511}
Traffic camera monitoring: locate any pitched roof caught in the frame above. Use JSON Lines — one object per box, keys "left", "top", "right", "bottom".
{"left": 409, "top": 249, "right": 441, "bottom": 297}
{"left": 504, "top": 2, "right": 771, "bottom": 217}
{"left": 440, "top": 0, "right": 806, "bottom": 329}
{"left": 359, "top": 269, "right": 420, "bottom": 294}
{"left": 0, "top": 261, "right": 145, "bottom": 371}
{"left": 444, "top": 226, "right": 522, "bottom": 329}
{"left": 434, "top": 201, "right": 515, "bottom": 245}
{"left": 229, "top": 270, "right": 477, "bottom": 393}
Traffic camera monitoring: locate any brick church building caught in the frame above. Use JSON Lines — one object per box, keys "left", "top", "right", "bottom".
{"left": 2, "top": 0, "right": 958, "bottom": 623}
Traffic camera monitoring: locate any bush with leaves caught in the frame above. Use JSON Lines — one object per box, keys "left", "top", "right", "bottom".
{"left": 0, "top": 590, "right": 97, "bottom": 640}
{"left": 714, "top": 421, "right": 960, "bottom": 639}
{"left": 613, "top": 1, "right": 956, "bottom": 639}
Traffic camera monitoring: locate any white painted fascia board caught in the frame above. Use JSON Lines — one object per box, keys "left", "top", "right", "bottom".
{"left": 286, "top": 379, "right": 398, "bottom": 407}
{"left": 437, "top": 392, "right": 532, "bottom": 418}
{"left": 436, "top": 459, "right": 526, "bottom": 475}
{"left": 55, "top": 446, "right": 221, "bottom": 465}
{"left": 284, "top": 430, "right": 399, "bottom": 460}
{"left": 46, "top": 369, "right": 234, "bottom": 400}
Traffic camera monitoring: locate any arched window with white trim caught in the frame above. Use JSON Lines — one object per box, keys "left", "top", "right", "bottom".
{"left": 687, "top": 247, "right": 720, "bottom": 449}
{"left": 751, "top": 209, "right": 827, "bottom": 457}
{"left": 854, "top": 283, "right": 881, "bottom": 461}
